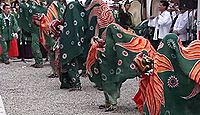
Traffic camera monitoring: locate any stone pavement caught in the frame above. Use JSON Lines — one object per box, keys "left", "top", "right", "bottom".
{"left": 0, "top": 59, "right": 140, "bottom": 115}
{"left": 0, "top": 95, "right": 6, "bottom": 115}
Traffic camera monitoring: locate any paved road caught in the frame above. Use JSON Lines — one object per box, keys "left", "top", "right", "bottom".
{"left": 0, "top": 59, "right": 140, "bottom": 115}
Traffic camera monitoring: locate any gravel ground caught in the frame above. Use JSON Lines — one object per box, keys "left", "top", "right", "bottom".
{"left": 0, "top": 59, "right": 140, "bottom": 115}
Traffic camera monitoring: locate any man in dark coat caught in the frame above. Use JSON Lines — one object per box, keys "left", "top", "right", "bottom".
{"left": 119, "top": 0, "right": 134, "bottom": 30}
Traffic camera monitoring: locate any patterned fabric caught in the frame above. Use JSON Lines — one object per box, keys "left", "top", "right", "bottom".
{"left": 87, "top": 23, "right": 145, "bottom": 106}
{"left": 148, "top": 34, "right": 200, "bottom": 115}
{"left": 38, "top": 1, "right": 64, "bottom": 75}
{"left": 60, "top": 1, "right": 86, "bottom": 66}
{"left": 85, "top": 0, "right": 115, "bottom": 40}
{"left": 133, "top": 34, "right": 200, "bottom": 115}
{"left": 17, "top": 1, "right": 47, "bottom": 34}
{"left": 38, "top": 1, "right": 64, "bottom": 48}
{"left": 40, "top": 1, "right": 64, "bottom": 37}
{"left": 59, "top": 0, "right": 115, "bottom": 89}
{"left": 0, "top": 13, "right": 19, "bottom": 41}
{"left": 84, "top": 0, "right": 115, "bottom": 89}
{"left": 87, "top": 23, "right": 175, "bottom": 114}
{"left": 59, "top": 1, "right": 87, "bottom": 89}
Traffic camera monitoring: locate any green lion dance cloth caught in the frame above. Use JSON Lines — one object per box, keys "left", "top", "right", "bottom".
{"left": 59, "top": 1, "right": 87, "bottom": 90}
{"left": 132, "top": 33, "right": 200, "bottom": 115}
{"left": 59, "top": 0, "right": 115, "bottom": 90}
{"left": 34, "top": 1, "right": 64, "bottom": 77}
{"left": 86, "top": 23, "right": 146, "bottom": 111}
{"left": 87, "top": 22, "right": 200, "bottom": 114}
{"left": 84, "top": 0, "right": 115, "bottom": 90}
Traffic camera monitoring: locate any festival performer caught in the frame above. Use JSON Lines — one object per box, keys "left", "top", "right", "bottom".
{"left": 59, "top": 0, "right": 87, "bottom": 90}
{"left": 18, "top": 0, "right": 47, "bottom": 68}
{"left": 32, "top": 0, "right": 64, "bottom": 78}
{"left": 0, "top": 3, "right": 20, "bottom": 64}
{"left": 12, "top": 0, "right": 33, "bottom": 61}
{"left": 59, "top": 0, "right": 114, "bottom": 90}
{"left": 84, "top": 0, "right": 115, "bottom": 89}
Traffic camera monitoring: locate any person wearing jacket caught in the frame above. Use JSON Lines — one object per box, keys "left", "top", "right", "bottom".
{"left": 118, "top": 0, "right": 134, "bottom": 30}
{"left": 0, "top": 3, "right": 20, "bottom": 64}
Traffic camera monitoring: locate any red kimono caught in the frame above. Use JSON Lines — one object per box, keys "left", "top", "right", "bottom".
{"left": 8, "top": 38, "right": 19, "bottom": 57}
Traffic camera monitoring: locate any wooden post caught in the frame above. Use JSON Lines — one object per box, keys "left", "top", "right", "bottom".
{"left": 146, "top": 0, "right": 152, "bottom": 18}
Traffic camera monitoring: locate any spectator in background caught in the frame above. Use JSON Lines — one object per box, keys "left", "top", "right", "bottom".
{"left": 10, "top": 0, "right": 33, "bottom": 62}
{"left": 11, "top": 0, "right": 19, "bottom": 10}
{"left": 168, "top": 0, "right": 180, "bottom": 31}
{"left": 8, "top": 3, "right": 20, "bottom": 59}
{"left": 18, "top": 29, "right": 33, "bottom": 62}
{"left": 119, "top": 0, "right": 134, "bottom": 30}
{"left": 148, "top": 0, "right": 172, "bottom": 49}
{"left": 112, "top": 3, "right": 120, "bottom": 24}
{"left": 173, "top": 4, "right": 192, "bottom": 46}
{"left": 192, "top": 10, "right": 197, "bottom": 40}
{"left": 0, "top": 3, "right": 20, "bottom": 64}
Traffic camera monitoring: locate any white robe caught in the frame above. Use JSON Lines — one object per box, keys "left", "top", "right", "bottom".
{"left": 173, "top": 10, "right": 192, "bottom": 41}
{"left": 148, "top": 10, "right": 172, "bottom": 40}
